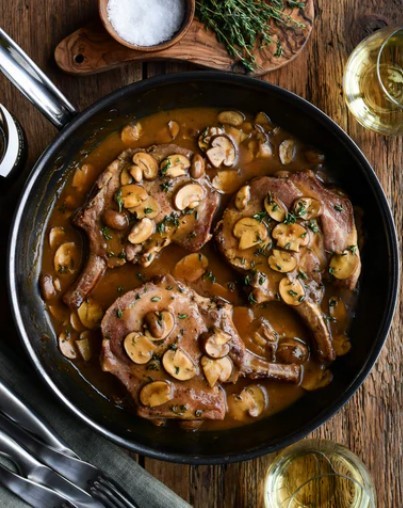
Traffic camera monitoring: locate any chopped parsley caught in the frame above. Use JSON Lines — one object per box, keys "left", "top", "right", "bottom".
{"left": 253, "top": 211, "right": 268, "bottom": 223}
{"left": 203, "top": 271, "right": 216, "bottom": 283}
{"left": 151, "top": 296, "right": 161, "bottom": 302}
{"left": 116, "top": 309, "right": 123, "bottom": 319}
{"left": 308, "top": 220, "right": 319, "bottom": 233}
{"left": 284, "top": 213, "right": 296, "bottom": 224}
{"left": 160, "top": 181, "right": 172, "bottom": 193}
{"left": 178, "top": 313, "right": 188, "bottom": 320}
{"left": 101, "top": 226, "right": 113, "bottom": 241}
{"left": 334, "top": 204, "right": 344, "bottom": 212}
{"left": 114, "top": 189, "right": 123, "bottom": 212}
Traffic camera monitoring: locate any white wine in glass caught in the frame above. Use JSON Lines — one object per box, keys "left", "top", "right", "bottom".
{"left": 343, "top": 26, "right": 403, "bottom": 135}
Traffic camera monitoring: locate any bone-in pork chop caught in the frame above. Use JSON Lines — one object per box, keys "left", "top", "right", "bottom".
{"left": 215, "top": 171, "right": 361, "bottom": 363}
{"left": 64, "top": 145, "right": 219, "bottom": 308}
{"left": 101, "top": 275, "right": 300, "bottom": 424}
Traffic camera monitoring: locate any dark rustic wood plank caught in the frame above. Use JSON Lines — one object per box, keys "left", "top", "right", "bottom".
{"left": 0, "top": 1, "right": 401, "bottom": 507}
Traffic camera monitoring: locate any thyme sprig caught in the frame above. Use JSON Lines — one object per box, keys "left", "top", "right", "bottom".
{"left": 195, "top": 0, "right": 305, "bottom": 72}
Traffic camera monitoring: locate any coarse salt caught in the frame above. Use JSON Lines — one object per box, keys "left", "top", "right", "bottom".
{"left": 107, "top": 0, "right": 186, "bottom": 47}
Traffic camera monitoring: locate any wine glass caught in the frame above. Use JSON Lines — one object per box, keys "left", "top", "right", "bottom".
{"left": 343, "top": 26, "right": 403, "bottom": 135}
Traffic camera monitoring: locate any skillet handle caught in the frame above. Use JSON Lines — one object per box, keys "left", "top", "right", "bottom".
{"left": 0, "top": 28, "right": 77, "bottom": 129}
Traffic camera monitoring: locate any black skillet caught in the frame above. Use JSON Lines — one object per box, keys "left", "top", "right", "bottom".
{"left": 1, "top": 29, "right": 399, "bottom": 464}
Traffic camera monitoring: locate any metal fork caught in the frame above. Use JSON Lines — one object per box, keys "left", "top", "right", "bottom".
{"left": 0, "top": 462, "right": 72, "bottom": 507}
{"left": 0, "top": 380, "right": 138, "bottom": 507}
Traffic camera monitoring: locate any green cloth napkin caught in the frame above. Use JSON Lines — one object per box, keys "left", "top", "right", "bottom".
{"left": 0, "top": 343, "right": 192, "bottom": 508}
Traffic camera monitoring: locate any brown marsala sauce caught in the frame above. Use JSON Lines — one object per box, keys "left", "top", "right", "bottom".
{"left": 40, "top": 107, "right": 358, "bottom": 430}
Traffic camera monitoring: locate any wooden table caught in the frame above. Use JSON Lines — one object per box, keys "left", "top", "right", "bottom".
{"left": 0, "top": 1, "right": 401, "bottom": 506}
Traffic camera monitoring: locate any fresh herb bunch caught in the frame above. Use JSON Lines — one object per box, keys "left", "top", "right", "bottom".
{"left": 195, "top": 0, "right": 305, "bottom": 72}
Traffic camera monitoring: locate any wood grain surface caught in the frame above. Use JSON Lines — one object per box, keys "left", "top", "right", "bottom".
{"left": 0, "top": 1, "right": 402, "bottom": 507}
{"left": 54, "top": 2, "right": 313, "bottom": 77}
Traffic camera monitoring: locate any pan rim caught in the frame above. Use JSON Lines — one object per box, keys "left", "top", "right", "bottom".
{"left": 7, "top": 71, "right": 400, "bottom": 464}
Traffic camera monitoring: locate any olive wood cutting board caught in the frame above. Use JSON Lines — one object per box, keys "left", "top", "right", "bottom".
{"left": 55, "top": 1, "right": 314, "bottom": 76}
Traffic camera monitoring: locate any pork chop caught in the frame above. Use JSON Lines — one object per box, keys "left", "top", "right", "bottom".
{"left": 215, "top": 171, "right": 361, "bottom": 363}
{"left": 101, "top": 275, "right": 300, "bottom": 424}
{"left": 64, "top": 145, "right": 220, "bottom": 308}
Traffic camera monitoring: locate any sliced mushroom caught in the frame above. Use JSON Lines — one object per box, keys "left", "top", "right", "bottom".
{"left": 103, "top": 209, "right": 129, "bottom": 230}
{"left": 76, "top": 332, "right": 93, "bottom": 361}
{"left": 40, "top": 274, "right": 58, "bottom": 301}
{"left": 140, "top": 381, "right": 173, "bottom": 407}
{"left": 121, "top": 122, "right": 143, "bottom": 144}
{"left": 233, "top": 217, "right": 268, "bottom": 250}
{"left": 70, "top": 311, "right": 85, "bottom": 332}
{"left": 160, "top": 154, "right": 191, "bottom": 177}
{"left": 279, "top": 277, "right": 305, "bottom": 306}
{"left": 128, "top": 166, "right": 141, "bottom": 183}
{"left": 132, "top": 152, "right": 159, "bottom": 180}
{"left": 301, "top": 366, "right": 333, "bottom": 391}
{"left": 71, "top": 163, "right": 96, "bottom": 191}
{"left": 124, "top": 332, "right": 156, "bottom": 364}
{"left": 333, "top": 334, "right": 352, "bottom": 356}
{"left": 132, "top": 197, "right": 160, "bottom": 219}
{"left": 144, "top": 311, "right": 175, "bottom": 340}
{"left": 201, "top": 329, "right": 232, "bottom": 359}
{"left": 121, "top": 184, "right": 148, "bottom": 209}
{"left": 228, "top": 385, "right": 267, "bottom": 420}
{"left": 198, "top": 126, "right": 225, "bottom": 152}
{"left": 173, "top": 253, "right": 208, "bottom": 282}
{"left": 190, "top": 154, "right": 206, "bottom": 179}
{"left": 54, "top": 242, "right": 80, "bottom": 274}
{"left": 77, "top": 299, "right": 103, "bottom": 329}
{"left": 268, "top": 249, "right": 297, "bottom": 273}
{"left": 225, "top": 126, "right": 248, "bottom": 145}
{"left": 49, "top": 226, "right": 65, "bottom": 249}
{"left": 264, "top": 196, "right": 288, "bottom": 222}
{"left": 235, "top": 185, "right": 251, "bottom": 210}
{"left": 329, "top": 250, "right": 360, "bottom": 280}
{"left": 218, "top": 110, "right": 245, "bottom": 127}
{"left": 162, "top": 348, "right": 197, "bottom": 381}
{"left": 201, "top": 356, "right": 232, "bottom": 387}
{"left": 212, "top": 170, "right": 240, "bottom": 194}
{"left": 206, "top": 135, "right": 237, "bottom": 168}
{"left": 279, "top": 139, "right": 296, "bottom": 165}
{"left": 272, "top": 223, "right": 309, "bottom": 252}
{"left": 293, "top": 197, "right": 323, "bottom": 219}
{"left": 258, "top": 141, "right": 273, "bottom": 158}
{"left": 174, "top": 183, "right": 205, "bottom": 210}
{"left": 128, "top": 218, "right": 155, "bottom": 244}
{"left": 276, "top": 338, "right": 309, "bottom": 364}
{"left": 168, "top": 120, "right": 180, "bottom": 140}
{"left": 58, "top": 332, "right": 77, "bottom": 360}
{"left": 255, "top": 111, "right": 272, "bottom": 126}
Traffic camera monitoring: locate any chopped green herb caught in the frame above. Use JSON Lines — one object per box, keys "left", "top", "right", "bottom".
{"left": 195, "top": 409, "right": 203, "bottom": 418}
{"left": 297, "top": 269, "right": 308, "bottom": 280}
{"left": 114, "top": 188, "right": 123, "bottom": 212}
{"left": 288, "top": 289, "right": 298, "bottom": 297}
{"left": 329, "top": 298, "right": 338, "bottom": 307}
{"left": 151, "top": 296, "right": 161, "bottom": 302}
{"left": 308, "top": 220, "right": 319, "bottom": 233}
{"left": 253, "top": 211, "right": 268, "bottom": 222}
{"left": 160, "top": 159, "right": 171, "bottom": 176}
{"left": 328, "top": 266, "right": 335, "bottom": 275}
{"left": 101, "top": 226, "right": 113, "bottom": 241}
{"left": 178, "top": 314, "right": 188, "bottom": 320}
{"left": 284, "top": 213, "right": 296, "bottom": 224}
{"left": 203, "top": 271, "right": 216, "bottom": 283}
{"left": 227, "top": 281, "right": 236, "bottom": 292}
{"left": 144, "top": 207, "right": 153, "bottom": 215}
{"left": 347, "top": 245, "right": 358, "bottom": 254}
{"left": 160, "top": 181, "right": 172, "bottom": 193}
{"left": 334, "top": 204, "right": 344, "bottom": 212}
{"left": 248, "top": 292, "right": 257, "bottom": 304}
{"left": 116, "top": 309, "right": 123, "bottom": 319}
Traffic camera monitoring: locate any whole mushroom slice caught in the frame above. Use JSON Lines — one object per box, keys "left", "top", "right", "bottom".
{"left": 53, "top": 242, "right": 80, "bottom": 274}
{"left": 77, "top": 298, "right": 103, "bottom": 329}
{"left": 128, "top": 218, "right": 155, "bottom": 244}
{"left": 58, "top": 332, "right": 77, "bottom": 360}
{"left": 329, "top": 249, "right": 360, "bottom": 280}
{"left": 144, "top": 310, "right": 175, "bottom": 340}
{"left": 120, "top": 122, "right": 143, "bottom": 144}
{"left": 201, "top": 329, "right": 232, "bottom": 359}
{"left": 174, "top": 183, "right": 206, "bottom": 210}
{"left": 132, "top": 152, "right": 158, "bottom": 180}
{"left": 212, "top": 170, "right": 241, "bottom": 194}
{"left": 162, "top": 348, "right": 197, "bottom": 381}
{"left": 279, "top": 139, "right": 296, "bottom": 165}
{"left": 206, "top": 135, "right": 237, "bottom": 168}
{"left": 233, "top": 217, "right": 268, "bottom": 250}
{"left": 120, "top": 184, "right": 148, "bottom": 209}
{"left": 279, "top": 277, "right": 305, "bottom": 306}
{"left": 201, "top": 355, "right": 233, "bottom": 387}
{"left": 103, "top": 209, "right": 129, "bottom": 230}
{"left": 168, "top": 120, "right": 180, "bottom": 140}
{"left": 268, "top": 249, "right": 297, "bottom": 273}
{"left": 276, "top": 337, "right": 309, "bottom": 365}
{"left": 293, "top": 196, "right": 323, "bottom": 219}
{"left": 198, "top": 126, "right": 225, "bottom": 152}
{"left": 229, "top": 384, "right": 268, "bottom": 420}
{"left": 190, "top": 154, "right": 206, "bottom": 179}
{"left": 264, "top": 195, "right": 288, "bottom": 222}
{"left": 173, "top": 253, "right": 209, "bottom": 282}
{"left": 160, "top": 154, "right": 191, "bottom": 177}
{"left": 139, "top": 381, "right": 173, "bottom": 407}
{"left": 49, "top": 226, "right": 65, "bottom": 249}
{"left": 301, "top": 366, "right": 333, "bottom": 391}
{"left": 123, "top": 332, "right": 156, "bottom": 364}
{"left": 235, "top": 185, "right": 251, "bottom": 210}
{"left": 218, "top": 110, "right": 245, "bottom": 127}
{"left": 272, "top": 223, "right": 309, "bottom": 252}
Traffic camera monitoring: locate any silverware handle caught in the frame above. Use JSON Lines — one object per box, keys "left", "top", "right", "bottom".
{"left": 0, "top": 380, "right": 77, "bottom": 458}
{"left": 0, "top": 28, "right": 77, "bottom": 128}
